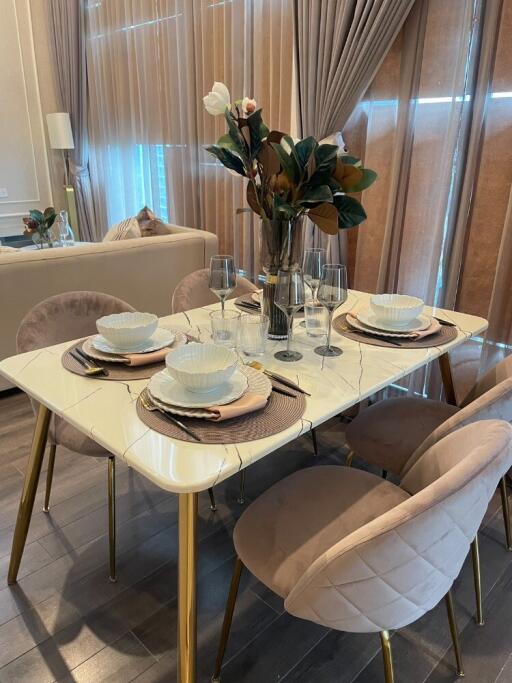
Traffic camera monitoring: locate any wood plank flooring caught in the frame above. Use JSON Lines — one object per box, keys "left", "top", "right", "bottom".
{"left": 0, "top": 389, "right": 511, "bottom": 682}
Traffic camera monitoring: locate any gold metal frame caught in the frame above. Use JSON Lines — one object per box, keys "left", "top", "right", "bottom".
{"left": 212, "top": 556, "right": 244, "bottom": 682}
{"left": 43, "top": 443, "right": 57, "bottom": 513}
{"left": 445, "top": 590, "right": 465, "bottom": 677}
{"left": 380, "top": 630, "right": 394, "bottom": 683}
{"left": 471, "top": 535, "right": 484, "bottom": 625}
{"left": 178, "top": 492, "right": 198, "bottom": 683}
{"left": 500, "top": 476, "right": 512, "bottom": 551}
{"left": 438, "top": 353, "right": 458, "bottom": 406}
{"left": 108, "top": 456, "right": 116, "bottom": 583}
{"left": 237, "top": 471, "right": 246, "bottom": 505}
{"left": 208, "top": 487, "right": 217, "bottom": 512}
{"left": 311, "top": 427, "right": 319, "bottom": 456}
{"left": 346, "top": 450, "right": 355, "bottom": 467}
{"left": 8, "top": 403, "right": 51, "bottom": 584}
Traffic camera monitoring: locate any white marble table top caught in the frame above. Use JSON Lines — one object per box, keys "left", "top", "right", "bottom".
{"left": 0, "top": 291, "right": 487, "bottom": 494}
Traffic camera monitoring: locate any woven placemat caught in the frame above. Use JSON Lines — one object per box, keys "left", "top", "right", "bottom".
{"left": 136, "top": 386, "right": 306, "bottom": 444}
{"left": 333, "top": 313, "right": 458, "bottom": 349}
{"left": 235, "top": 293, "right": 305, "bottom": 318}
{"left": 62, "top": 341, "right": 166, "bottom": 380}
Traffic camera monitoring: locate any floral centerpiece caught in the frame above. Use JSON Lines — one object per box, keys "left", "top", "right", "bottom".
{"left": 203, "top": 82, "right": 376, "bottom": 337}
{"left": 22, "top": 207, "right": 57, "bottom": 249}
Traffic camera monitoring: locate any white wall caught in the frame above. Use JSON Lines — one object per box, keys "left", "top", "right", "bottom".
{"left": 0, "top": 0, "right": 53, "bottom": 238}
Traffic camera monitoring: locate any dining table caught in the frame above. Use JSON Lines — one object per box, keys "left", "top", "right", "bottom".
{"left": 0, "top": 290, "right": 488, "bottom": 683}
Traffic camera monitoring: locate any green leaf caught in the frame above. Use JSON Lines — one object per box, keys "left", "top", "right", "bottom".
{"left": 246, "top": 109, "right": 264, "bottom": 157}
{"left": 269, "top": 142, "right": 299, "bottom": 184}
{"left": 295, "top": 137, "right": 317, "bottom": 169}
{"left": 260, "top": 122, "right": 270, "bottom": 139}
{"left": 29, "top": 209, "right": 44, "bottom": 224}
{"left": 282, "top": 135, "right": 301, "bottom": 172}
{"left": 205, "top": 145, "right": 246, "bottom": 176}
{"left": 217, "top": 133, "right": 237, "bottom": 150}
{"left": 299, "top": 184, "right": 333, "bottom": 206}
{"left": 343, "top": 168, "right": 377, "bottom": 193}
{"left": 340, "top": 155, "right": 362, "bottom": 166}
{"left": 308, "top": 203, "right": 339, "bottom": 235}
{"left": 46, "top": 213, "right": 57, "bottom": 228}
{"left": 273, "top": 195, "right": 297, "bottom": 219}
{"left": 224, "top": 110, "right": 245, "bottom": 153}
{"left": 315, "top": 144, "right": 338, "bottom": 169}
{"left": 333, "top": 195, "right": 367, "bottom": 228}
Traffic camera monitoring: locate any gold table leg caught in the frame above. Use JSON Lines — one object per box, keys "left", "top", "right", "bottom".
{"left": 8, "top": 404, "right": 51, "bottom": 584}
{"left": 380, "top": 630, "right": 395, "bottom": 683}
{"left": 178, "top": 492, "right": 198, "bottom": 683}
{"left": 471, "top": 535, "right": 484, "bottom": 625}
{"left": 438, "top": 353, "right": 457, "bottom": 406}
{"left": 43, "top": 443, "right": 56, "bottom": 513}
{"left": 499, "top": 476, "right": 512, "bottom": 551}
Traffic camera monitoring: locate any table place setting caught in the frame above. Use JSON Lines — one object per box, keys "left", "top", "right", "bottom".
{"left": 135, "top": 343, "right": 307, "bottom": 443}
{"left": 333, "top": 293, "right": 459, "bottom": 349}
{"left": 62, "top": 311, "right": 188, "bottom": 380}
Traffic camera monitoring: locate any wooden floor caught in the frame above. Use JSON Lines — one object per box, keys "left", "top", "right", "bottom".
{"left": 0, "top": 389, "right": 512, "bottom": 683}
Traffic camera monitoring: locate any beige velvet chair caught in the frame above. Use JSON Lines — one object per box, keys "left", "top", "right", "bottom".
{"left": 16, "top": 291, "right": 136, "bottom": 582}
{"left": 171, "top": 267, "right": 258, "bottom": 315}
{"left": 212, "top": 420, "right": 512, "bottom": 682}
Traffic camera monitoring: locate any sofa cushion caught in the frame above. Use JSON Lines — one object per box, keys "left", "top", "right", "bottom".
{"left": 102, "top": 217, "right": 141, "bottom": 241}
{"left": 136, "top": 206, "right": 172, "bottom": 237}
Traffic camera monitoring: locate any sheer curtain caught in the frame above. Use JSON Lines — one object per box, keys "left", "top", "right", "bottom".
{"left": 85, "top": 0, "right": 293, "bottom": 275}
{"left": 344, "top": 0, "right": 512, "bottom": 398}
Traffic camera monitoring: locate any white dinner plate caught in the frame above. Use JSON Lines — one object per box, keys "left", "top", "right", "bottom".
{"left": 346, "top": 314, "right": 425, "bottom": 339}
{"left": 83, "top": 330, "right": 185, "bottom": 362}
{"left": 91, "top": 327, "right": 175, "bottom": 355}
{"left": 356, "top": 307, "right": 432, "bottom": 333}
{"left": 147, "top": 365, "right": 271, "bottom": 418}
{"left": 148, "top": 368, "right": 249, "bottom": 408}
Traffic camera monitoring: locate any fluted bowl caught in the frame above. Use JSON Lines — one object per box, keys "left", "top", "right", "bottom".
{"left": 166, "top": 343, "right": 238, "bottom": 393}
{"left": 370, "top": 294, "right": 424, "bottom": 326}
{"left": 96, "top": 311, "right": 158, "bottom": 348}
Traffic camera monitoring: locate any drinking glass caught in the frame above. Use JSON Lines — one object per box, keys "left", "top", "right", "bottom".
{"left": 303, "top": 247, "right": 327, "bottom": 301}
{"left": 315, "top": 264, "right": 347, "bottom": 357}
{"left": 209, "top": 255, "right": 236, "bottom": 314}
{"left": 210, "top": 310, "right": 240, "bottom": 348}
{"left": 274, "top": 268, "right": 305, "bottom": 362}
{"left": 240, "top": 314, "right": 269, "bottom": 356}
{"left": 305, "top": 300, "right": 328, "bottom": 337}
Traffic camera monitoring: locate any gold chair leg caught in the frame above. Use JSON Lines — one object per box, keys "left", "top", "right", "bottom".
{"left": 8, "top": 404, "right": 51, "bottom": 584}
{"left": 208, "top": 487, "right": 217, "bottom": 512}
{"left": 237, "top": 470, "right": 246, "bottom": 505}
{"left": 43, "top": 443, "right": 57, "bottom": 513}
{"left": 346, "top": 450, "right": 355, "bottom": 467}
{"left": 108, "top": 456, "right": 116, "bottom": 583}
{"left": 212, "top": 556, "right": 244, "bottom": 682}
{"left": 380, "top": 630, "right": 395, "bottom": 683}
{"left": 471, "top": 535, "right": 484, "bottom": 625}
{"left": 311, "top": 427, "right": 319, "bottom": 456}
{"left": 499, "top": 476, "right": 512, "bottom": 551}
{"left": 445, "top": 590, "right": 465, "bottom": 677}
{"left": 178, "top": 492, "right": 198, "bottom": 683}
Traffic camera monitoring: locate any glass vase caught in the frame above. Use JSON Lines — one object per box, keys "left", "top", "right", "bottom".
{"left": 259, "top": 217, "right": 304, "bottom": 339}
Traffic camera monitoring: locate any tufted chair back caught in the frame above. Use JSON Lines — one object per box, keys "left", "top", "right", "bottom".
{"left": 17, "top": 291, "right": 135, "bottom": 353}
{"left": 171, "top": 268, "right": 258, "bottom": 314}
{"left": 400, "top": 376, "right": 512, "bottom": 477}
{"left": 284, "top": 421, "right": 512, "bottom": 634}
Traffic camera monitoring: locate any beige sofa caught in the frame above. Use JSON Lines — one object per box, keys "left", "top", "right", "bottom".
{"left": 0, "top": 225, "right": 218, "bottom": 390}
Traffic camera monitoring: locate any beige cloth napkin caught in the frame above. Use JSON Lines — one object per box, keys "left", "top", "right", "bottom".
{"left": 206, "top": 392, "right": 268, "bottom": 422}
{"left": 122, "top": 346, "right": 171, "bottom": 366}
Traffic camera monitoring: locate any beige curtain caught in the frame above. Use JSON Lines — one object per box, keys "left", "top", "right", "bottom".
{"left": 294, "top": 0, "right": 416, "bottom": 267}
{"left": 344, "top": 0, "right": 512, "bottom": 397}
{"left": 49, "top": 0, "right": 99, "bottom": 241}
{"left": 85, "top": 0, "right": 293, "bottom": 276}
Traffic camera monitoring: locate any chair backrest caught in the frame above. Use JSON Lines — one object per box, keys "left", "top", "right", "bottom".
{"left": 16, "top": 290, "right": 134, "bottom": 353}
{"left": 461, "top": 353, "right": 512, "bottom": 406}
{"left": 400, "top": 375, "right": 512, "bottom": 477}
{"left": 284, "top": 421, "right": 512, "bottom": 634}
{"left": 171, "top": 268, "right": 258, "bottom": 314}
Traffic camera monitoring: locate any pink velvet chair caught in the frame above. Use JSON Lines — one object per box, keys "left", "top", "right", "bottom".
{"left": 171, "top": 268, "right": 258, "bottom": 315}
{"left": 16, "top": 291, "right": 135, "bottom": 582}
{"left": 212, "top": 420, "right": 512, "bottom": 682}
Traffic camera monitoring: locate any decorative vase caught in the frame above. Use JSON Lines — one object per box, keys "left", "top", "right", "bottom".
{"left": 32, "top": 231, "right": 53, "bottom": 249}
{"left": 259, "top": 217, "right": 304, "bottom": 339}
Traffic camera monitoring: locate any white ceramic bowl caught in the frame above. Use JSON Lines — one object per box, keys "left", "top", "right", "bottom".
{"left": 370, "top": 294, "right": 424, "bottom": 326}
{"left": 166, "top": 343, "right": 238, "bottom": 393}
{"left": 96, "top": 312, "right": 158, "bottom": 348}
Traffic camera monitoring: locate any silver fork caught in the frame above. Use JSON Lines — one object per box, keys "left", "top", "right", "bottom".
{"left": 139, "top": 388, "right": 202, "bottom": 442}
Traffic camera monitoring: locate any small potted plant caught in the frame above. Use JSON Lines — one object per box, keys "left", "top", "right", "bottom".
{"left": 22, "top": 208, "right": 57, "bottom": 248}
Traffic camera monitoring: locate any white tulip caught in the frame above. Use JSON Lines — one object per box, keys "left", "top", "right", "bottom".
{"left": 242, "top": 97, "right": 257, "bottom": 114}
{"left": 203, "top": 82, "right": 231, "bottom": 116}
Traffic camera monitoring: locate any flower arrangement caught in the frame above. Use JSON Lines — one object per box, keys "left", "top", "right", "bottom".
{"left": 203, "top": 82, "right": 376, "bottom": 234}
{"left": 22, "top": 207, "right": 57, "bottom": 248}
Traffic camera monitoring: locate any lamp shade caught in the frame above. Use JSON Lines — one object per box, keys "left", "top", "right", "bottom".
{"left": 46, "top": 113, "right": 74, "bottom": 150}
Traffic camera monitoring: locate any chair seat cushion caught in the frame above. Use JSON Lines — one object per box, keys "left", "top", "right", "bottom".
{"left": 50, "top": 416, "right": 109, "bottom": 457}
{"left": 345, "top": 398, "right": 459, "bottom": 476}
{"left": 233, "top": 465, "right": 410, "bottom": 598}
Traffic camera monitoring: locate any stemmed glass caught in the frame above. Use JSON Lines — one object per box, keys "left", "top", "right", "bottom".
{"left": 303, "top": 247, "right": 327, "bottom": 302}
{"left": 274, "top": 268, "right": 305, "bottom": 362}
{"left": 315, "top": 264, "right": 347, "bottom": 357}
{"left": 209, "top": 255, "right": 236, "bottom": 315}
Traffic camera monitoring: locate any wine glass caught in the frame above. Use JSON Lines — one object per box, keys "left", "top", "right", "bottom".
{"left": 315, "top": 264, "right": 347, "bottom": 357}
{"left": 209, "top": 255, "right": 236, "bottom": 315}
{"left": 274, "top": 268, "right": 305, "bottom": 362}
{"left": 303, "top": 247, "right": 327, "bottom": 301}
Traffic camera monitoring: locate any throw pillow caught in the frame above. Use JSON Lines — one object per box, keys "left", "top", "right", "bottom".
{"left": 135, "top": 206, "right": 172, "bottom": 237}
{"left": 102, "top": 217, "right": 141, "bottom": 242}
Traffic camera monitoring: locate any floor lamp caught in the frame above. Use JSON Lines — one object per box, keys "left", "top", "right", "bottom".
{"left": 46, "top": 113, "right": 80, "bottom": 240}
